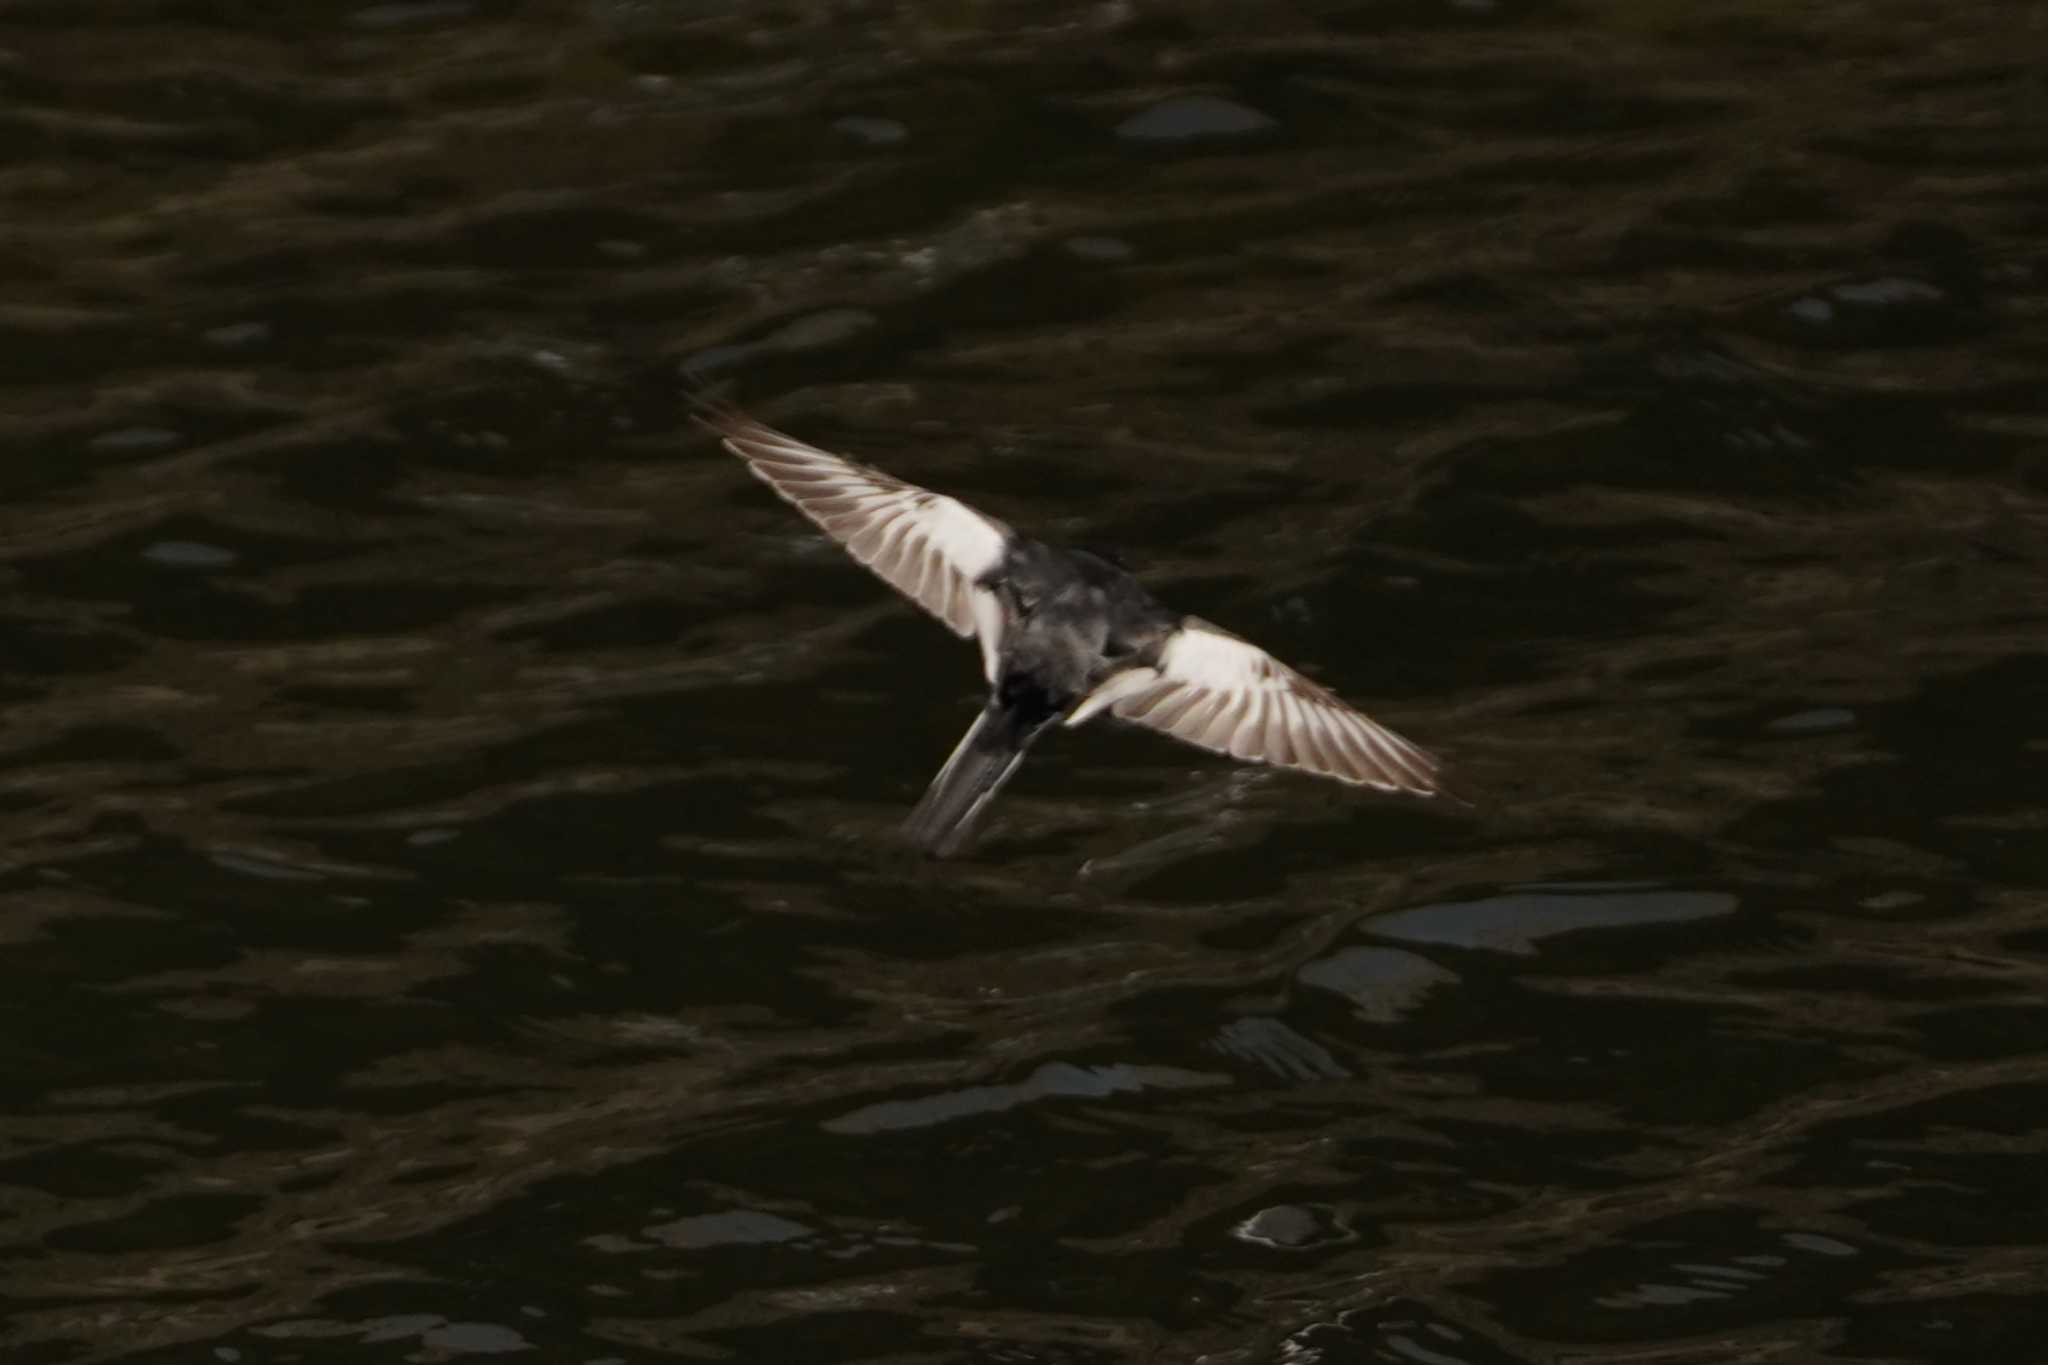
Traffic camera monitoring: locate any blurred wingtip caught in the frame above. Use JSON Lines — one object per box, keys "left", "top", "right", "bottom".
{"left": 686, "top": 385, "right": 755, "bottom": 443}
{"left": 1422, "top": 768, "right": 1478, "bottom": 812}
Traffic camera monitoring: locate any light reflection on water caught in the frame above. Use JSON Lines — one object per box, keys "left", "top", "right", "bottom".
{"left": 1368, "top": 885, "right": 1739, "bottom": 955}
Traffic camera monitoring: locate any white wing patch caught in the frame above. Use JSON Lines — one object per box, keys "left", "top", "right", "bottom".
{"left": 703, "top": 404, "right": 1010, "bottom": 672}
{"left": 1089, "top": 619, "right": 1441, "bottom": 794}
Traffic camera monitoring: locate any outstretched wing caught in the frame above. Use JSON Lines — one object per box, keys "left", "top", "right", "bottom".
{"left": 1089, "top": 619, "right": 1440, "bottom": 794}
{"left": 702, "top": 402, "right": 1011, "bottom": 675}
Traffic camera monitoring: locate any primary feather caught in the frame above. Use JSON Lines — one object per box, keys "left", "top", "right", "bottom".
{"left": 1096, "top": 620, "right": 1440, "bottom": 794}
{"left": 700, "top": 402, "right": 1009, "bottom": 652}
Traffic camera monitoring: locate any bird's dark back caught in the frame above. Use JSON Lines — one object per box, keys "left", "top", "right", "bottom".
{"left": 997, "top": 540, "right": 1177, "bottom": 701}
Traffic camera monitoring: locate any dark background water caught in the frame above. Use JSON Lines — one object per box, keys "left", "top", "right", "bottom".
{"left": 3, "top": 2, "right": 2046, "bottom": 1361}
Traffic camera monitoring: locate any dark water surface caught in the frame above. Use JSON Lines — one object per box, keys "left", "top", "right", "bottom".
{"left": 4, "top": 2, "right": 2046, "bottom": 1361}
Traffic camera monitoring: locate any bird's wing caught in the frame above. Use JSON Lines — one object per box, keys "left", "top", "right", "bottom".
{"left": 1092, "top": 618, "right": 1440, "bottom": 794}
{"left": 702, "top": 402, "right": 1011, "bottom": 676}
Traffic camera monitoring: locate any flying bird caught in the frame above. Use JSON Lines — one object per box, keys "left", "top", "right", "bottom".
{"left": 701, "top": 399, "right": 1442, "bottom": 856}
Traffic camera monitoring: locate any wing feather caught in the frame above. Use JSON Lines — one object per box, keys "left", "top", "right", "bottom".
{"left": 1091, "top": 619, "right": 1441, "bottom": 794}
{"left": 701, "top": 402, "right": 1010, "bottom": 654}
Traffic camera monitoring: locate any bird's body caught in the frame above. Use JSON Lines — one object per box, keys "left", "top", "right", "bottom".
{"left": 902, "top": 540, "right": 1180, "bottom": 854}
{"left": 988, "top": 539, "right": 1178, "bottom": 699}
{"left": 700, "top": 400, "right": 1442, "bottom": 856}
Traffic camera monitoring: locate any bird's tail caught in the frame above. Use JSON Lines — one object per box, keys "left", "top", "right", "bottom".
{"left": 903, "top": 703, "right": 1047, "bottom": 858}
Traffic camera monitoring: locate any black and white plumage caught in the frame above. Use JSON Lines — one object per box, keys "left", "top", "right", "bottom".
{"left": 701, "top": 400, "right": 1442, "bottom": 856}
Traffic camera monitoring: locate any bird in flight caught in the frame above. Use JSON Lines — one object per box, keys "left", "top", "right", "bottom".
{"left": 701, "top": 399, "right": 1443, "bottom": 856}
